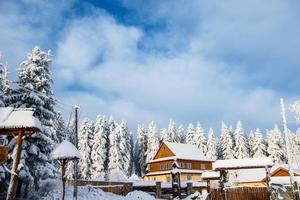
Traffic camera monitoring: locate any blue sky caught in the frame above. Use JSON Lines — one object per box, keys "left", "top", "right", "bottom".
{"left": 0, "top": 0, "right": 299, "bottom": 134}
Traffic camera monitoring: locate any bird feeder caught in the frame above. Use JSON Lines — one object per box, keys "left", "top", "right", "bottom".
{"left": 0, "top": 107, "right": 41, "bottom": 200}
{"left": 171, "top": 161, "right": 181, "bottom": 199}
{"left": 51, "top": 140, "right": 80, "bottom": 200}
{"left": 0, "top": 137, "right": 8, "bottom": 165}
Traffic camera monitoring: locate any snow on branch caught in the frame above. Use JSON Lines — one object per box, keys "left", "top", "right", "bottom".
{"left": 290, "top": 100, "right": 300, "bottom": 123}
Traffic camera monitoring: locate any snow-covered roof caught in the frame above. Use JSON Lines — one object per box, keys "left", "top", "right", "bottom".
{"left": 270, "top": 164, "right": 300, "bottom": 175}
{"left": 201, "top": 171, "right": 220, "bottom": 179}
{"left": 51, "top": 140, "right": 80, "bottom": 160}
{"left": 163, "top": 142, "right": 213, "bottom": 162}
{"left": 236, "top": 168, "right": 266, "bottom": 183}
{"left": 0, "top": 107, "right": 41, "bottom": 132}
{"left": 213, "top": 157, "right": 273, "bottom": 170}
{"left": 270, "top": 176, "right": 300, "bottom": 185}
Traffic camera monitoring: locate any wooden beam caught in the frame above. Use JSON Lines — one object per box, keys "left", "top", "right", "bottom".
{"left": 6, "top": 130, "right": 24, "bottom": 200}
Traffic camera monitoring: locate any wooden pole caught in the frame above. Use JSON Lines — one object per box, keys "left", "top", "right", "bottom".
{"left": 73, "top": 105, "right": 79, "bottom": 200}
{"left": 61, "top": 160, "right": 67, "bottom": 200}
{"left": 265, "top": 166, "right": 271, "bottom": 200}
{"left": 6, "top": 131, "right": 24, "bottom": 200}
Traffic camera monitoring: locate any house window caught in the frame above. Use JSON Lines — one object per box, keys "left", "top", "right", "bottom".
{"left": 160, "top": 164, "right": 168, "bottom": 170}
{"left": 187, "top": 175, "right": 192, "bottom": 180}
{"left": 186, "top": 163, "right": 192, "bottom": 169}
{"left": 167, "top": 176, "right": 171, "bottom": 182}
{"left": 179, "top": 162, "right": 185, "bottom": 168}
{"left": 200, "top": 163, "right": 206, "bottom": 170}
{"left": 153, "top": 177, "right": 156, "bottom": 181}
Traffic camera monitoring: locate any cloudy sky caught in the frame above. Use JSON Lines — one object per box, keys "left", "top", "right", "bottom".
{"left": 0, "top": 0, "right": 299, "bottom": 133}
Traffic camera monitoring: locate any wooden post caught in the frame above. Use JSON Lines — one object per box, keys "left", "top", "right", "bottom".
{"left": 265, "top": 166, "right": 272, "bottom": 200}
{"left": 187, "top": 182, "right": 193, "bottom": 195}
{"left": 61, "top": 160, "right": 67, "bottom": 200}
{"left": 6, "top": 131, "right": 24, "bottom": 200}
{"left": 207, "top": 179, "right": 210, "bottom": 199}
{"left": 220, "top": 170, "right": 225, "bottom": 200}
{"left": 155, "top": 181, "right": 161, "bottom": 198}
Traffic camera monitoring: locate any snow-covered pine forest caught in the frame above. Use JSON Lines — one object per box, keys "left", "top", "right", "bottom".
{"left": 1, "top": 47, "right": 300, "bottom": 198}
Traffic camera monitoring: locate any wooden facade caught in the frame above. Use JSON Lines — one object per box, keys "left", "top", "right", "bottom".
{"left": 144, "top": 142, "right": 213, "bottom": 182}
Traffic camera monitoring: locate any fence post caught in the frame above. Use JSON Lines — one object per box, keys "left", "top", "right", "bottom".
{"left": 155, "top": 181, "right": 161, "bottom": 198}
{"left": 187, "top": 182, "right": 193, "bottom": 196}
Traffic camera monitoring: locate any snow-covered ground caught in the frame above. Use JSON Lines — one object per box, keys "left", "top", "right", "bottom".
{"left": 37, "top": 179, "right": 203, "bottom": 200}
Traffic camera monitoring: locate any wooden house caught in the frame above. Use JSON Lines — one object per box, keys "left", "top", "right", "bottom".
{"left": 236, "top": 164, "right": 300, "bottom": 187}
{"left": 143, "top": 142, "right": 214, "bottom": 182}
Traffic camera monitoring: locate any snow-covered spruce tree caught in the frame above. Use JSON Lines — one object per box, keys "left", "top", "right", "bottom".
{"left": 118, "top": 120, "right": 132, "bottom": 177}
{"left": 134, "top": 124, "right": 148, "bottom": 176}
{"left": 252, "top": 128, "right": 266, "bottom": 158}
{"left": 233, "top": 121, "right": 248, "bottom": 159}
{"left": 206, "top": 128, "right": 217, "bottom": 159}
{"left": 107, "top": 121, "right": 128, "bottom": 181}
{"left": 78, "top": 119, "right": 94, "bottom": 179}
{"left": 219, "top": 122, "right": 234, "bottom": 159}
{"left": 195, "top": 122, "right": 207, "bottom": 155}
{"left": 145, "top": 121, "right": 159, "bottom": 164}
{"left": 160, "top": 128, "right": 169, "bottom": 144}
{"left": 266, "top": 124, "right": 287, "bottom": 164}
{"left": 177, "top": 125, "right": 186, "bottom": 143}
{"left": 247, "top": 130, "right": 255, "bottom": 157}
{"left": 9, "top": 46, "right": 58, "bottom": 190}
{"left": 186, "top": 123, "right": 196, "bottom": 145}
{"left": 167, "top": 120, "right": 179, "bottom": 142}
{"left": 91, "top": 115, "right": 109, "bottom": 180}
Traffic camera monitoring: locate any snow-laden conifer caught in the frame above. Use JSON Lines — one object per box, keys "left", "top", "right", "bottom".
{"left": 177, "top": 125, "right": 186, "bottom": 143}
{"left": 117, "top": 120, "right": 132, "bottom": 177}
{"left": 266, "top": 124, "right": 287, "bottom": 164}
{"left": 247, "top": 130, "right": 255, "bottom": 157}
{"left": 8, "top": 46, "right": 57, "bottom": 189}
{"left": 219, "top": 122, "right": 234, "bottom": 159}
{"left": 134, "top": 124, "right": 148, "bottom": 176}
{"left": 195, "top": 122, "right": 207, "bottom": 155}
{"left": 252, "top": 128, "right": 266, "bottom": 158}
{"left": 167, "top": 120, "right": 179, "bottom": 142}
{"left": 91, "top": 115, "right": 109, "bottom": 180}
{"left": 186, "top": 123, "right": 196, "bottom": 145}
{"left": 233, "top": 121, "right": 248, "bottom": 158}
{"left": 78, "top": 119, "right": 94, "bottom": 179}
{"left": 160, "top": 128, "right": 169, "bottom": 143}
{"left": 145, "top": 121, "right": 159, "bottom": 164}
{"left": 108, "top": 120, "right": 127, "bottom": 181}
{"left": 206, "top": 128, "right": 217, "bottom": 159}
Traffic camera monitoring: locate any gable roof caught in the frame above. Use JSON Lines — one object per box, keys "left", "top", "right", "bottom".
{"left": 162, "top": 142, "right": 213, "bottom": 162}
{"left": 0, "top": 107, "right": 41, "bottom": 133}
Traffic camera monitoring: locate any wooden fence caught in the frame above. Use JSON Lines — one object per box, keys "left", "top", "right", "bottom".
{"left": 209, "top": 187, "right": 270, "bottom": 200}
{"left": 67, "top": 180, "right": 133, "bottom": 195}
{"left": 67, "top": 180, "right": 271, "bottom": 200}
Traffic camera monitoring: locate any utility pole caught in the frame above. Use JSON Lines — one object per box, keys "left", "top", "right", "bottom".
{"left": 280, "top": 98, "right": 296, "bottom": 199}
{"left": 73, "top": 105, "right": 79, "bottom": 200}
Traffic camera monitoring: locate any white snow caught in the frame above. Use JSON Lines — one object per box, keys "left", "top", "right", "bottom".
{"left": 213, "top": 157, "right": 273, "bottom": 170}
{"left": 154, "top": 142, "right": 213, "bottom": 162}
{"left": 50, "top": 140, "right": 80, "bottom": 160}
{"left": 270, "top": 176, "right": 300, "bottom": 185}
{"left": 38, "top": 179, "right": 157, "bottom": 200}
{"left": 0, "top": 107, "right": 41, "bottom": 130}
{"left": 236, "top": 168, "right": 266, "bottom": 182}
{"left": 201, "top": 171, "right": 220, "bottom": 179}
